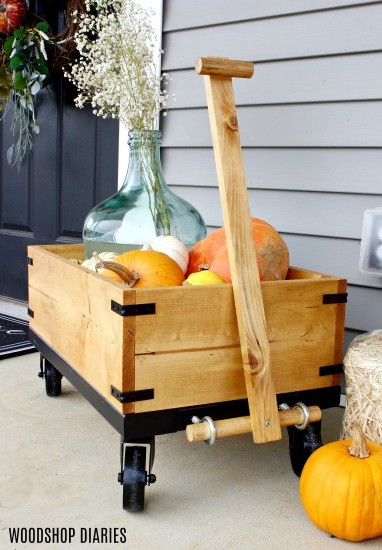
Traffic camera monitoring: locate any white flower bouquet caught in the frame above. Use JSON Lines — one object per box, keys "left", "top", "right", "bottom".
{"left": 64, "top": 0, "right": 169, "bottom": 130}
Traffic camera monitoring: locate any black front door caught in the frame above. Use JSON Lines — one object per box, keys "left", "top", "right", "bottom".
{"left": 0, "top": 1, "right": 119, "bottom": 300}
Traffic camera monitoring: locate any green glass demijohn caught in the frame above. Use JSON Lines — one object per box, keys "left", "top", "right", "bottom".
{"left": 83, "top": 130, "right": 206, "bottom": 258}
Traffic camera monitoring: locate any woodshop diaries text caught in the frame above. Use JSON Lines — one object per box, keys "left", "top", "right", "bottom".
{"left": 8, "top": 527, "right": 128, "bottom": 544}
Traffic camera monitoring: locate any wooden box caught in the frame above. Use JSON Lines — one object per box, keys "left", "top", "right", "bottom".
{"left": 27, "top": 243, "right": 347, "bottom": 416}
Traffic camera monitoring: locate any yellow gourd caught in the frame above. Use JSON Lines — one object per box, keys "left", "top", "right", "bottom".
{"left": 183, "top": 270, "right": 226, "bottom": 286}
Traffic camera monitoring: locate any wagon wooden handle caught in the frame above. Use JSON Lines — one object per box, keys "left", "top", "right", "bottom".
{"left": 186, "top": 406, "right": 322, "bottom": 443}
{"left": 195, "top": 57, "right": 254, "bottom": 79}
{"left": 198, "top": 56, "right": 281, "bottom": 444}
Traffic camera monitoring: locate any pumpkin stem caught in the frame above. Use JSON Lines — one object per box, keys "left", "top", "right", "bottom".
{"left": 198, "top": 264, "right": 210, "bottom": 271}
{"left": 93, "top": 252, "right": 140, "bottom": 288}
{"left": 349, "top": 422, "right": 370, "bottom": 459}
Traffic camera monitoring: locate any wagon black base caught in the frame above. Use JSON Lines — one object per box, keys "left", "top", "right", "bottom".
{"left": 31, "top": 329, "right": 341, "bottom": 512}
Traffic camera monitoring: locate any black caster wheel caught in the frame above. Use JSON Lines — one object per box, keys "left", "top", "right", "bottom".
{"left": 121, "top": 446, "right": 147, "bottom": 512}
{"left": 45, "top": 361, "right": 62, "bottom": 397}
{"left": 288, "top": 420, "right": 323, "bottom": 477}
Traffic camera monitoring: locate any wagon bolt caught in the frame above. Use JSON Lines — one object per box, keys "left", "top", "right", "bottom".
{"left": 279, "top": 403, "right": 290, "bottom": 411}
{"left": 147, "top": 474, "right": 156, "bottom": 484}
{"left": 265, "top": 420, "right": 271, "bottom": 427}
{"left": 191, "top": 416, "right": 201, "bottom": 424}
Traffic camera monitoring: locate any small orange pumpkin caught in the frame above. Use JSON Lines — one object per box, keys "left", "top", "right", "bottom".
{"left": 186, "top": 217, "right": 289, "bottom": 282}
{"left": 0, "top": 0, "right": 27, "bottom": 34}
{"left": 93, "top": 250, "right": 185, "bottom": 288}
{"left": 300, "top": 423, "right": 382, "bottom": 542}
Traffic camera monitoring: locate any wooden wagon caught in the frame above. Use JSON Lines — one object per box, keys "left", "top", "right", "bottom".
{"left": 28, "top": 58, "right": 347, "bottom": 512}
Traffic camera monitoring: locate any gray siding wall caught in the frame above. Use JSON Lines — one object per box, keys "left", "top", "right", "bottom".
{"left": 161, "top": 1, "right": 382, "bottom": 344}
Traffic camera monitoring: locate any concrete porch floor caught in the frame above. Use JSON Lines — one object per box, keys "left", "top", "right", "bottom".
{"left": 1, "top": 347, "right": 381, "bottom": 550}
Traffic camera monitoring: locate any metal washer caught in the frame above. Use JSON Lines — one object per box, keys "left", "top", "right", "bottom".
{"left": 292, "top": 402, "right": 310, "bottom": 430}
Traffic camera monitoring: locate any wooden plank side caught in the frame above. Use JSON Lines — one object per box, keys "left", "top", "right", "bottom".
{"left": 133, "top": 277, "right": 345, "bottom": 354}
{"left": 134, "top": 349, "right": 339, "bottom": 413}
{"left": 163, "top": 4, "right": 382, "bottom": 69}
{"left": 286, "top": 267, "right": 326, "bottom": 279}
{"left": 135, "top": 347, "right": 245, "bottom": 412}
{"left": 164, "top": 0, "right": 374, "bottom": 31}
{"left": 265, "top": 278, "right": 347, "bottom": 376}
{"left": 134, "top": 284, "right": 239, "bottom": 353}
{"left": 162, "top": 147, "right": 382, "bottom": 195}
{"left": 31, "top": 243, "right": 85, "bottom": 261}
{"left": 135, "top": 278, "right": 346, "bottom": 413}
{"left": 28, "top": 245, "right": 136, "bottom": 414}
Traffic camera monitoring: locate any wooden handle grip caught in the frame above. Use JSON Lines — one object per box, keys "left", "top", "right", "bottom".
{"left": 195, "top": 57, "right": 254, "bottom": 79}
{"left": 186, "top": 406, "right": 321, "bottom": 443}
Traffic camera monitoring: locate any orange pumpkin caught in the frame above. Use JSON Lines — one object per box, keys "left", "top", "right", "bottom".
{"left": 186, "top": 217, "right": 289, "bottom": 282}
{"left": 94, "top": 249, "right": 185, "bottom": 288}
{"left": 0, "top": 0, "right": 27, "bottom": 34}
{"left": 300, "top": 423, "right": 382, "bottom": 542}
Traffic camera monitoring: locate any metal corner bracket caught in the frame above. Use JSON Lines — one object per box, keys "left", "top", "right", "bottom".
{"left": 111, "top": 300, "right": 156, "bottom": 317}
{"left": 111, "top": 386, "right": 154, "bottom": 404}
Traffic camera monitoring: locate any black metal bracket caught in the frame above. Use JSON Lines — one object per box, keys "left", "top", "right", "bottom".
{"left": 319, "top": 364, "right": 343, "bottom": 376}
{"left": 28, "top": 308, "right": 34, "bottom": 318}
{"left": 111, "top": 386, "right": 154, "bottom": 404}
{"left": 322, "top": 293, "right": 347, "bottom": 304}
{"left": 111, "top": 300, "right": 156, "bottom": 317}
{"left": 27, "top": 257, "right": 33, "bottom": 266}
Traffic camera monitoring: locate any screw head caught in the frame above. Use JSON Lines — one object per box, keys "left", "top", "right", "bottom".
{"left": 149, "top": 474, "right": 156, "bottom": 484}
{"left": 265, "top": 420, "right": 271, "bottom": 427}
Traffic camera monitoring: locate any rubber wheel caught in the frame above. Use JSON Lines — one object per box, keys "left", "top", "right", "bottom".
{"left": 122, "top": 446, "right": 146, "bottom": 512}
{"left": 45, "top": 362, "right": 62, "bottom": 397}
{"left": 288, "top": 421, "right": 323, "bottom": 477}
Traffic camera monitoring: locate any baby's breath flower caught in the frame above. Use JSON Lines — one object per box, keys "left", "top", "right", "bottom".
{"left": 64, "top": 0, "right": 168, "bottom": 131}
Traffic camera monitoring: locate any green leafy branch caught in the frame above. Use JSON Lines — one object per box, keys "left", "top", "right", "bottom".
{"left": 0, "top": 21, "right": 63, "bottom": 167}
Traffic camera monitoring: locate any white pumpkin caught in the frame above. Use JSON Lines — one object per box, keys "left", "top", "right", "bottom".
{"left": 142, "top": 236, "right": 189, "bottom": 274}
{"left": 82, "top": 251, "right": 119, "bottom": 271}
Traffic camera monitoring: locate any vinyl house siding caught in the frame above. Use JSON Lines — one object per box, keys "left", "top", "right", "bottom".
{"left": 161, "top": 0, "right": 382, "bottom": 345}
